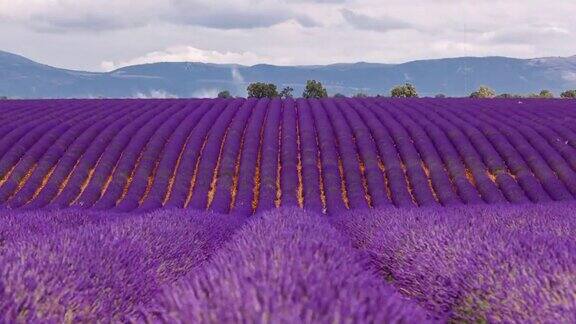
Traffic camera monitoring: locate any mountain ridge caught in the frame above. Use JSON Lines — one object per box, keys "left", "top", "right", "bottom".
{"left": 1, "top": 50, "right": 575, "bottom": 98}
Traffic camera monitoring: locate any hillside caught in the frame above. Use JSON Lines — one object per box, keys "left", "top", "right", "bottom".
{"left": 1, "top": 50, "right": 576, "bottom": 98}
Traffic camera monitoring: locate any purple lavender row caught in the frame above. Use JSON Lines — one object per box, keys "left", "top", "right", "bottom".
{"left": 396, "top": 100, "right": 484, "bottom": 204}
{"left": 501, "top": 105, "right": 576, "bottom": 178}
{"left": 308, "top": 99, "right": 348, "bottom": 213}
{"left": 138, "top": 100, "right": 213, "bottom": 211}
{"left": 443, "top": 101, "right": 552, "bottom": 202}
{"left": 188, "top": 100, "right": 243, "bottom": 209}
{"left": 233, "top": 99, "right": 270, "bottom": 215}
{"left": 208, "top": 99, "right": 256, "bottom": 213}
{"left": 256, "top": 98, "right": 283, "bottom": 212}
{"left": 26, "top": 101, "right": 146, "bottom": 209}
{"left": 279, "top": 98, "right": 299, "bottom": 208}
{"left": 461, "top": 102, "right": 572, "bottom": 200}
{"left": 375, "top": 100, "right": 461, "bottom": 206}
{"left": 92, "top": 101, "right": 187, "bottom": 209}
{"left": 53, "top": 101, "right": 169, "bottom": 207}
{"left": 165, "top": 99, "right": 229, "bottom": 208}
{"left": 75, "top": 102, "right": 180, "bottom": 208}
{"left": 332, "top": 202, "right": 576, "bottom": 322}
{"left": 0, "top": 101, "right": 106, "bottom": 204}
{"left": 365, "top": 99, "right": 438, "bottom": 206}
{"left": 0, "top": 100, "right": 65, "bottom": 139}
{"left": 381, "top": 100, "right": 467, "bottom": 205}
{"left": 479, "top": 101, "right": 576, "bottom": 197}
{"left": 0, "top": 209, "right": 243, "bottom": 323}
{"left": 407, "top": 101, "right": 507, "bottom": 204}
{"left": 322, "top": 99, "right": 370, "bottom": 209}
{"left": 0, "top": 101, "right": 93, "bottom": 178}
{"left": 349, "top": 100, "right": 414, "bottom": 207}
{"left": 116, "top": 101, "right": 202, "bottom": 211}
{"left": 8, "top": 101, "right": 132, "bottom": 208}
{"left": 338, "top": 99, "right": 391, "bottom": 207}
{"left": 0, "top": 100, "right": 93, "bottom": 136}
{"left": 295, "top": 99, "right": 324, "bottom": 212}
{"left": 426, "top": 100, "right": 529, "bottom": 203}
{"left": 135, "top": 208, "right": 434, "bottom": 323}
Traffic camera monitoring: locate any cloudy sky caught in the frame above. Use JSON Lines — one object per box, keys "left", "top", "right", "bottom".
{"left": 0, "top": 0, "right": 574, "bottom": 72}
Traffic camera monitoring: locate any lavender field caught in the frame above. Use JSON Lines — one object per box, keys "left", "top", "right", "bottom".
{"left": 1, "top": 97, "right": 575, "bottom": 322}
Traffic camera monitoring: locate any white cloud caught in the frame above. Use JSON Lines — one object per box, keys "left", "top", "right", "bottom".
{"left": 101, "top": 46, "right": 276, "bottom": 71}
{"left": 133, "top": 89, "right": 178, "bottom": 99}
{"left": 0, "top": 0, "right": 574, "bottom": 71}
{"left": 191, "top": 88, "right": 220, "bottom": 98}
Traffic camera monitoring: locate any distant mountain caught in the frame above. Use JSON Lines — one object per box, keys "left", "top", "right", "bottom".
{"left": 1, "top": 50, "right": 576, "bottom": 98}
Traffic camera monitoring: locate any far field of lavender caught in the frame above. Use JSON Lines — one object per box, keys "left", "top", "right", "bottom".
{"left": 1, "top": 97, "right": 575, "bottom": 322}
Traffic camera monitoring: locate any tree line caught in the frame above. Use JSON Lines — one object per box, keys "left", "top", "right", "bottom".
{"left": 216, "top": 81, "right": 576, "bottom": 99}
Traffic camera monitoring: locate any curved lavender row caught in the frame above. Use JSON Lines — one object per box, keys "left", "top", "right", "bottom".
{"left": 375, "top": 100, "right": 467, "bottom": 206}
{"left": 365, "top": 99, "right": 437, "bottom": 206}
{"left": 407, "top": 101, "right": 507, "bottom": 204}
{"left": 350, "top": 100, "right": 414, "bottom": 207}
{"left": 442, "top": 102, "right": 552, "bottom": 202}
{"left": 279, "top": 98, "right": 300, "bottom": 208}
{"left": 0, "top": 102, "right": 105, "bottom": 203}
{"left": 256, "top": 98, "right": 282, "bottom": 212}
{"left": 309, "top": 99, "right": 347, "bottom": 213}
{"left": 426, "top": 101, "right": 530, "bottom": 203}
{"left": 8, "top": 101, "right": 130, "bottom": 208}
{"left": 0, "top": 101, "right": 65, "bottom": 139}
{"left": 140, "top": 101, "right": 215, "bottom": 211}
{"left": 135, "top": 208, "right": 434, "bottom": 323}
{"left": 338, "top": 99, "right": 391, "bottom": 207}
{"left": 322, "top": 99, "right": 370, "bottom": 209}
{"left": 384, "top": 100, "right": 468, "bottom": 205}
{"left": 26, "top": 101, "right": 145, "bottom": 209}
{"left": 480, "top": 101, "right": 576, "bottom": 197}
{"left": 165, "top": 100, "right": 229, "bottom": 208}
{"left": 115, "top": 102, "right": 199, "bottom": 211}
{"left": 209, "top": 100, "right": 257, "bottom": 213}
{"left": 50, "top": 101, "right": 163, "bottom": 207}
{"left": 500, "top": 105, "right": 576, "bottom": 178}
{"left": 73, "top": 102, "right": 177, "bottom": 208}
{"left": 0, "top": 101, "right": 93, "bottom": 179}
{"left": 467, "top": 102, "right": 574, "bottom": 201}
{"left": 189, "top": 100, "right": 243, "bottom": 209}
{"left": 332, "top": 203, "right": 576, "bottom": 322}
{"left": 295, "top": 99, "right": 323, "bottom": 213}
{"left": 93, "top": 102, "right": 186, "bottom": 209}
{"left": 395, "top": 100, "right": 483, "bottom": 204}
{"left": 0, "top": 209, "right": 244, "bottom": 323}
{"left": 232, "top": 99, "right": 270, "bottom": 215}
{"left": 0, "top": 100, "right": 89, "bottom": 138}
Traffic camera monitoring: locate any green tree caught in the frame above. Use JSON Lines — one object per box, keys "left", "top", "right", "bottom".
{"left": 496, "top": 93, "right": 523, "bottom": 99}
{"left": 279, "top": 86, "right": 294, "bottom": 99}
{"left": 470, "top": 86, "right": 496, "bottom": 98}
{"left": 302, "top": 80, "right": 328, "bottom": 99}
{"left": 217, "top": 90, "right": 232, "bottom": 99}
{"left": 538, "top": 90, "right": 554, "bottom": 98}
{"left": 353, "top": 93, "right": 368, "bottom": 98}
{"left": 247, "top": 82, "right": 278, "bottom": 98}
{"left": 333, "top": 93, "right": 346, "bottom": 98}
{"left": 561, "top": 90, "right": 576, "bottom": 99}
{"left": 390, "top": 83, "right": 418, "bottom": 98}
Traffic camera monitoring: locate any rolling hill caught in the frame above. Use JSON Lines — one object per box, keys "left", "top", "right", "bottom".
{"left": 1, "top": 50, "right": 575, "bottom": 98}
